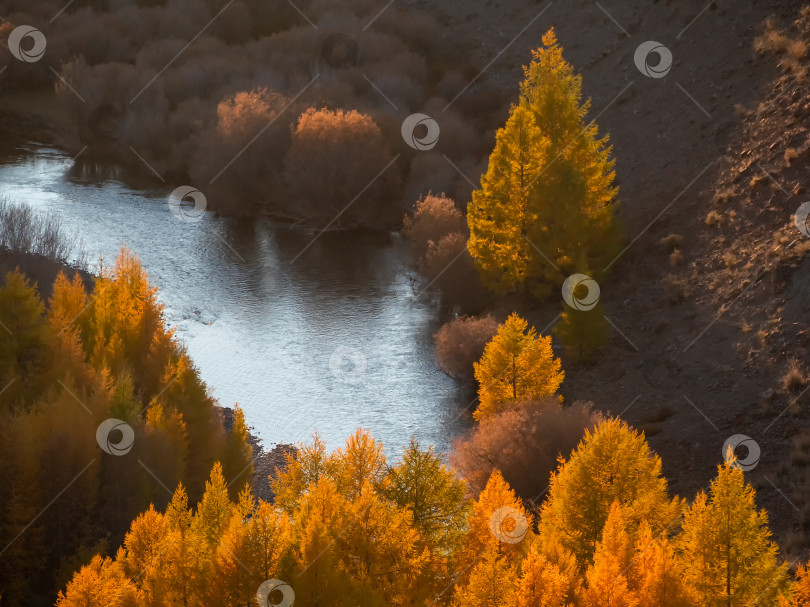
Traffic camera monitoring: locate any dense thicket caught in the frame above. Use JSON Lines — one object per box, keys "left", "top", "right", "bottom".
{"left": 1, "top": 0, "right": 499, "bottom": 226}
{"left": 0, "top": 250, "right": 251, "bottom": 604}
{"left": 56, "top": 420, "right": 802, "bottom": 607}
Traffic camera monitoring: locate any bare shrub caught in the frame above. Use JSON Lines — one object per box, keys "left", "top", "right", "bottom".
{"left": 403, "top": 193, "right": 465, "bottom": 253}
{"left": 451, "top": 398, "right": 602, "bottom": 499}
{"left": 0, "top": 199, "right": 76, "bottom": 262}
{"left": 189, "top": 88, "right": 293, "bottom": 214}
{"left": 425, "top": 233, "right": 488, "bottom": 311}
{"left": 433, "top": 315, "right": 498, "bottom": 381}
{"left": 283, "top": 108, "right": 402, "bottom": 229}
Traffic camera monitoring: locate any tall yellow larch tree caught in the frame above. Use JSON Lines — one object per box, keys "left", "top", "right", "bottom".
{"left": 515, "top": 548, "right": 573, "bottom": 607}
{"left": 453, "top": 550, "right": 518, "bottom": 607}
{"left": 271, "top": 433, "right": 334, "bottom": 513}
{"left": 192, "top": 462, "right": 234, "bottom": 549}
{"left": 291, "top": 477, "right": 354, "bottom": 606}
{"left": 581, "top": 501, "right": 637, "bottom": 607}
{"left": 210, "top": 488, "right": 257, "bottom": 607}
{"left": 473, "top": 313, "right": 563, "bottom": 420}
{"left": 463, "top": 470, "right": 532, "bottom": 569}
{"left": 340, "top": 483, "right": 426, "bottom": 605}
{"left": 538, "top": 419, "right": 682, "bottom": 565}
{"left": 120, "top": 505, "right": 171, "bottom": 604}
{"left": 163, "top": 484, "right": 203, "bottom": 607}
{"left": 467, "top": 28, "right": 621, "bottom": 299}
{"left": 788, "top": 563, "right": 810, "bottom": 606}
{"left": 55, "top": 554, "right": 137, "bottom": 607}
{"left": 385, "top": 439, "right": 470, "bottom": 597}
{"left": 677, "top": 455, "right": 791, "bottom": 607}
{"left": 466, "top": 104, "right": 547, "bottom": 294}
{"left": 628, "top": 520, "right": 693, "bottom": 607}
{"left": 332, "top": 429, "right": 388, "bottom": 498}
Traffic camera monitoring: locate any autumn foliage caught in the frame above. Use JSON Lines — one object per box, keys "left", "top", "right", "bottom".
{"left": 47, "top": 414, "right": 806, "bottom": 607}
{"left": 473, "top": 313, "right": 564, "bottom": 420}
{"left": 467, "top": 28, "right": 622, "bottom": 299}
{"left": 0, "top": 251, "right": 251, "bottom": 603}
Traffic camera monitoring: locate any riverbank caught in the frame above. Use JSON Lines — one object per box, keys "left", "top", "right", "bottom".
{"left": 219, "top": 405, "right": 297, "bottom": 503}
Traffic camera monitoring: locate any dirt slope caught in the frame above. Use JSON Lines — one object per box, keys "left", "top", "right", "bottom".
{"left": 411, "top": 0, "right": 810, "bottom": 547}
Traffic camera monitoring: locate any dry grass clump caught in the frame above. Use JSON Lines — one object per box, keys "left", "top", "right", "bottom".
{"left": 705, "top": 210, "right": 722, "bottom": 227}
{"left": 669, "top": 248, "right": 684, "bottom": 267}
{"left": 785, "top": 147, "right": 800, "bottom": 166}
{"left": 660, "top": 233, "right": 683, "bottom": 253}
{"left": 714, "top": 187, "right": 737, "bottom": 204}
{"left": 722, "top": 251, "right": 739, "bottom": 269}
{"left": 755, "top": 17, "right": 808, "bottom": 77}
{"left": 663, "top": 274, "right": 687, "bottom": 304}
{"left": 782, "top": 357, "right": 808, "bottom": 393}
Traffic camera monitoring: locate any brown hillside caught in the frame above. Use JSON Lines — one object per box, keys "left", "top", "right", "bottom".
{"left": 413, "top": 0, "right": 810, "bottom": 549}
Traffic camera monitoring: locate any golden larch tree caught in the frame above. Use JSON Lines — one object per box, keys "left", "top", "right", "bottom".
{"left": 467, "top": 28, "right": 621, "bottom": 299}
{"left": 538, "top": 419, "right": 682, "bottom": 565}
{"left": 677, "top": 455, "right": 791, "bottom": 607}
{"left": 473, "top": 313, "right": 563, "bottom": 420}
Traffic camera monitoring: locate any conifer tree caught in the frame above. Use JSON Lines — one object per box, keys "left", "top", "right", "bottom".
{"left": 554, "top": 300, "right": 610, "bottom": 361}
{"left": 453, "top": 550, "right": 518, "bottom": 607}
{"left": 464, "top": 470, "right": 532, "bottom": 568}
{"left": 467, "top": 28, "right": 621, "bottom": 299}
{"left": 385, "top": 438, "right": 469, "bottom": 557}
{"left": 629, "top": 521, "right": 693, "bottom": 607}
{"left": 55, "top": 555, "right": 136, "bottom": 607}
{"left": 515, "top": 548, "right": 573, "bottom": 607}
{"left": 538, "top": 419, "right": 681, "bottom": 565}
{"left": 473, "top": 313, "right": 563, "bottom": 420}
{"left": 677, "top": 455, "right": 790, "bottom": 607}
{"left": 581, "top": 502, "right": 637, "bottom": 607}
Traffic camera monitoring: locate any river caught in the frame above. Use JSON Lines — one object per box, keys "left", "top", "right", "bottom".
{"left": 0, "top": 131, "right": 469, "bottom": 457}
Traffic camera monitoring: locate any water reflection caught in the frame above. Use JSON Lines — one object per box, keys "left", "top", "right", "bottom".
{"left": 0, "top": 133, "right": 468, "bottom": 456}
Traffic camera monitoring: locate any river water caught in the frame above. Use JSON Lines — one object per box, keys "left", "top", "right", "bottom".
{"left": 0, "top": 135, "right": 468, "bottom": 456}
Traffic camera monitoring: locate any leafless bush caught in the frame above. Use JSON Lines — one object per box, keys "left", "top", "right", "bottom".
{"left": 283, "top": 108, "right": 402, "bottom": 229}
{"left": 433, "top": 314, "right": 498, "bottom": 381}
{"left": 403, "top": 193, "right": 466, "bottom": 252}
{"left": 0, "top": 199, "right": 76, "bottom": 262}
{"left": 451, "top": 399, "right": 602, "bottom": 499}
